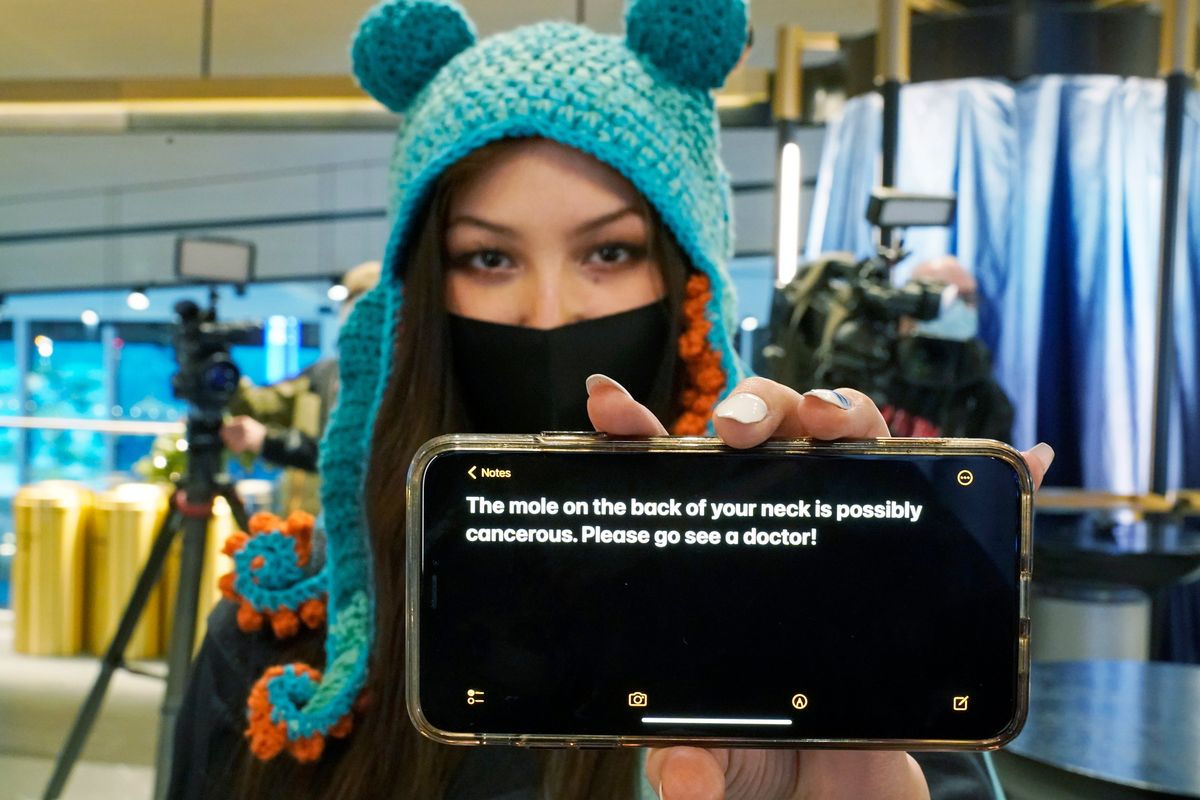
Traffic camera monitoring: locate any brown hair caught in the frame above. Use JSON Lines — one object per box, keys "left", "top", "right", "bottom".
{"left": 236, "top": 139, "right": 725, "bottom": 798}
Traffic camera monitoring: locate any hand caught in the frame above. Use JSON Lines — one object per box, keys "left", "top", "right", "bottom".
{"left": 585, "top": 374, "right": 1052, "bottom": 489}
{"left": 585, "top": 373, "right": 1054, "bottom": 800}
{"left": 220, "top": 415, "right": 268, "bottom": 455}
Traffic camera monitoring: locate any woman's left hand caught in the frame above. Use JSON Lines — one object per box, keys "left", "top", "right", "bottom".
{"left": 585, "top": 373, "right": 1054, "bottom": 800}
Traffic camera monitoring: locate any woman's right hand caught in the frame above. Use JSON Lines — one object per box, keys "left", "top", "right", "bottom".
{"left": 585, "top": 374, "right": 1053, "bottom": 489}
{"left": 586, "top": 372, "right": 1054, "bottom": 800}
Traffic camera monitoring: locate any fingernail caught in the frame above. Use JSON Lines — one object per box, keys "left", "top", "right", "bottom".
{"left": 714, "top": 392, "right": 768, "bottom": 424}
{"left": 657, "top": 780, "right": 665, "bottom": 800}
{"left": 586, "top": 373, "right": 631, "bottom": 399}
{"left": 804, "top": 389, "right": 852, "bottom": 410}
{"left": 1031, "top": 442, "right": 1056, "bottom": 470}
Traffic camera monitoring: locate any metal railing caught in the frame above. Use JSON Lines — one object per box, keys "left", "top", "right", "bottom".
{"left": 0, "top": 416, "right": 184, "bottom": 436}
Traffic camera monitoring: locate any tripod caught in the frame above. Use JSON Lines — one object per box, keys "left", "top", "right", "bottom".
{"left": 43, "top": 416, "right": 250, "bottom": 800}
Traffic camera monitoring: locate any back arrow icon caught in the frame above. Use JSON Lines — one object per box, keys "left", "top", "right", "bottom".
{"left": 468, "top": 466, "right": 476, "bottom": 479}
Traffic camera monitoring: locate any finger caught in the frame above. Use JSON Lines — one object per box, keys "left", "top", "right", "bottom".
{"left": 1021, "top": 442, "right": 1055, "bottom": 492}
{"left": 586, "top": 374, "right": 668, "bottom": 436}
{"left": 712, "top": 378, "right": 889, "bottom": 449}
{"left": 793, "top": 387, "right": 889, "bottom": 440}
{"left": 799, "top": 751, "right": 929, "bottom": 800}
{"left": 645, "top": 747, "right": 727, "bottom": 800}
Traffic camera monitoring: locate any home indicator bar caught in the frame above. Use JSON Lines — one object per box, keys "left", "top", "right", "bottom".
{"left": 642, "top": 717, "right": 794, "bottom": 726}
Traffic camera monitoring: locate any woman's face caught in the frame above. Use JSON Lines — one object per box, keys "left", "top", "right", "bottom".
{"left": 444, "top": 139, "right": 666, "bottom": 329}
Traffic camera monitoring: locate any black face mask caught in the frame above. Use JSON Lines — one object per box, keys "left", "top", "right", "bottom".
{"left": 448, "top": 301, "right": 671, "bottom": 433}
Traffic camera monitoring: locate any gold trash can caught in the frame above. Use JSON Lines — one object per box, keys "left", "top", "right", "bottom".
{"left": 160, "top": 494, "right": 236, "bottom": 650}
{"left": 89, "top": 483, "right": 169, "bottom": 659}
{"left": 12, "top": 482, "right": 93, "bottom": 656}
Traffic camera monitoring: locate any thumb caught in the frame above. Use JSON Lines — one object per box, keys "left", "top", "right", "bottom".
{"left": 646, "top": 747, "right": 726, "bottom": 800}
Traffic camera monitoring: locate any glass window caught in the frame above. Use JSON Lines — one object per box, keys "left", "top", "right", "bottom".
{"left": 25, "top": 322, "right": 107, "bottom": 483}
{"left": 0, "top": 285, "right": 336, "bottom": 609}
{"left": 0, "top": 322, "right": 15, "bottom": 608}
{"left": 110, "top": 323, "right": 187, "bottom": 474}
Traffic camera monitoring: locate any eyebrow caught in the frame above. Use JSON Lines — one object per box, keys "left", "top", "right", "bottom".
{"left": 447, "top": 206, "right": 641, "bottom": 237}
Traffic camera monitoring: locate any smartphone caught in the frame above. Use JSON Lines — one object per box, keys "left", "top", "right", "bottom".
{"left": 406, "top": 434, "right": 1033, "bottom": 750}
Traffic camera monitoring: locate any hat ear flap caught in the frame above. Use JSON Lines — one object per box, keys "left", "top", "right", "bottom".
{"left": 352, "top": 0, "right": 476, "bottom": 113}
{"left": 624, "top": 0, "right": 749, "bottom": 91}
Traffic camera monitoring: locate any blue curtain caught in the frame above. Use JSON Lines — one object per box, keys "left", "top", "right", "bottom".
{"left": 807, "top": 76, "right": 1199, "bottom": 494}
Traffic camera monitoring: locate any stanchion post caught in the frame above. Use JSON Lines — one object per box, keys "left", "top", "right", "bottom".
{"left": 1149, "top": 0, "right": 1198, "bottom": 496}
{"left": 875, "top": 0, "right": 963, "bottom": 247}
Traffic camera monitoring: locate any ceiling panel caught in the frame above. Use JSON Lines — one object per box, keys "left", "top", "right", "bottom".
{"left": 0, "top": 0, "right": 204, "bottom": 80}
{"left": 1, "top": 0, "right": 880, "bottom": 83}
{"left": 577, "top": 0, "right": 880, "bottom": 67}
{"left": 0, "top": 132, "right": 393, "bottom": 197}
{"left": 211, "top": 0, "right": 577, "bottom": 77}
{"left": 211, "top": 0, "right": 366, "bottom": 76}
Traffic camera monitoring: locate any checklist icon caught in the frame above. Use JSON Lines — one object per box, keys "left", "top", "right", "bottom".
{"left": 952, "top": 696, "right": 969, "bottom": 712}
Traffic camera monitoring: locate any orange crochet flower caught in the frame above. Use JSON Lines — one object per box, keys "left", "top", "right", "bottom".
{"left": 245, "top": 665, "right": 356, "bottom": 763}
{"left": 219, "top": 510, "right": 328, "bottom": 638}
{"left": 672, "top": 272, "right": 725, "bottom": 435}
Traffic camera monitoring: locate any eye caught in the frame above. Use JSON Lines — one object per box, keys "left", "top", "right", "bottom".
{"left": 589, "top": 243, "right": 644, "bottom": 266}
{"left": 455, "top": 249, "right": 512, "bottom": 270}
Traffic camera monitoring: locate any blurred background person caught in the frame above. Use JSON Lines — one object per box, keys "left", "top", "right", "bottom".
{"left": 883, "top": 255, "right": 1014, "bottom": 439}
{"left": 221, "top": 260, "right": 381, "bottom": 513}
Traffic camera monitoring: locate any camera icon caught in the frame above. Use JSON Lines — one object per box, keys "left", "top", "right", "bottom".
{"left": 627, "top": 691, "right": 648, "bottom": 708}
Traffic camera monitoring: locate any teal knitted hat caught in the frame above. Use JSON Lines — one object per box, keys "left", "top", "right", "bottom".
{"left": 237, "top": 0, "right": 750, "bottom": 761}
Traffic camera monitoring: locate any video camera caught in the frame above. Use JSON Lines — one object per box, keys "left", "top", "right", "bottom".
{"left": 169, "top": 234, "right": 259, "bottom": 443}
{"left": 170, "top": 299, "right": 257, "bottom": 430}
{"left": 763, "top": 189, "right": 957, "bottom": 402}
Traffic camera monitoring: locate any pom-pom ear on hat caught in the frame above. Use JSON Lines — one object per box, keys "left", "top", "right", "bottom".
{"left": 625, "top": 0, "right": 749, "bottom": 91}
{"left": 352, "top": 0, "right": 476, "bottom": 113}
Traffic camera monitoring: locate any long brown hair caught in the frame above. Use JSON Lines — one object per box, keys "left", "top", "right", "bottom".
{"left": 237, "top": 139, "right": 720, "bottom": 798}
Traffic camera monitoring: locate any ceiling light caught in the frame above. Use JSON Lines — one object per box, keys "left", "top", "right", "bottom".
{"left": 127, "top": 288, "right": 150, "bottom": 310}
{"left": 776, "top": 142, "right": 802, "bottom": 287}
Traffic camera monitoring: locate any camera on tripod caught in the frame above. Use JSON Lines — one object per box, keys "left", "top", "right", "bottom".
{"left": 169, "top": 236, "right": 259, "bottom": 426}
{"left": 763, "top": 188, "right": 957, "bottom": 402}
{"left": 170, "top": 299, "right": 256, "bottom": 426}
{"left": 45, "top": 236, "right": 263, "bottom": 800}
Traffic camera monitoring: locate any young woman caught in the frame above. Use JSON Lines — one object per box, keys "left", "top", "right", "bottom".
{"left": 170, "top": 2, "right": 1053, "bottom": 798}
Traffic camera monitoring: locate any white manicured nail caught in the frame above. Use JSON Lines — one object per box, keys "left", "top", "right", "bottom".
{"left": 1031, "top": 442, "right": 1056, "bottom": 470}
{"left": 714, "top": 392, "right": 768, "bottom": 424}
{"left": 586, "top": 373, "right": 632, "bottom": 398}
{"left": 804, "top": 389, "right": 852, "bottom": 410}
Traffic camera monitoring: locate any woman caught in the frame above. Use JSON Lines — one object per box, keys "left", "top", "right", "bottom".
{"left": 171, "top": 1, "right": 1053, "bottom": 798}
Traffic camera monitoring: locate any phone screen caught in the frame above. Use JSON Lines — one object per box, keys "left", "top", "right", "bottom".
{"left": 413, "top": 442, "right": 1027, "bottom": 746}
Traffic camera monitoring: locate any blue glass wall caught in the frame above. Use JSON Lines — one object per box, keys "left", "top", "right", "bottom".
{"left": 0, "top": 332, "right": 14, "bottom": 607}
{"left": 0, "top": 282, "right": 332, "bottom": 608}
